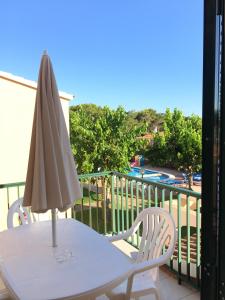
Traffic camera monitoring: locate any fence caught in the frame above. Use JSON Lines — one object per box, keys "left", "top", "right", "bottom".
{"left": 0, "top": 170, "right": 201, "bottom": 287}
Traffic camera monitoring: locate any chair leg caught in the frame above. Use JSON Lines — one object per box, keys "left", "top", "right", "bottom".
{"left": 153, "top": 288, "right": 161, "bottom": 300}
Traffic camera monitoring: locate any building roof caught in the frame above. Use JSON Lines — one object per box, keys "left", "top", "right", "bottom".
{"left": 0, "top": 71, "right": 74, "bottom": 101}
{"left": 137, "top": 132, "right": 164, "bottom": 140}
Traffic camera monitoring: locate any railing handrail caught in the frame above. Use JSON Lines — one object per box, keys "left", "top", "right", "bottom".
{"left": 0, "top": 170, "right": 201, "bottom": 198}
{"left": 0, "top": 182, "right": 25, "bottom": 189}
{"left": 78, "top": 171, "right": 112, "bottom": 179}
{"left": 0, "top": 172, "right": 112, "bottom": 189}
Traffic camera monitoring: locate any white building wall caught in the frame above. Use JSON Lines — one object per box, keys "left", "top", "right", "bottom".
{"left": 0, "top": 72, "right": 74, "bottom": 230}
{"left": 0, "top": 72, "right": 73, "bottom": 184}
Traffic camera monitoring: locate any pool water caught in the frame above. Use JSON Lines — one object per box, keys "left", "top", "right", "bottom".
{"left": 128, "top": 167, "right": 169, "bottom": 182}
{"left": 128, "top": 167, "right": 202, "bottom": 186}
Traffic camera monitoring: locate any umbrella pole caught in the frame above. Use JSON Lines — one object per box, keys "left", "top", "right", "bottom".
{"left": 51, "top": 208, "right": 57, "bottom": 247}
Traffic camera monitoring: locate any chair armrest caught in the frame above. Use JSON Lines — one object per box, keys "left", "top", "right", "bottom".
{"left": 107, "top": 231, "right": 130, "bottom": 242}
{"left": 132, "top": 255, "right": 166, "bottom": 276}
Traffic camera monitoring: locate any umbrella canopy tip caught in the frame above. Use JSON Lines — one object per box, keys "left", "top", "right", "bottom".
{"left": 43, "top": 50, "right": 48, "bottom": 55}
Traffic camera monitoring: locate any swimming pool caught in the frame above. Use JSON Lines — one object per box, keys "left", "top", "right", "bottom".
{"left": 128, "top": 167, "right": 170, "bottom": 182}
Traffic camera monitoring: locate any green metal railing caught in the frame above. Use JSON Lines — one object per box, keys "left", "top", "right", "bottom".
{"left": 0, "top": 171, "right": 201, "bottom": 287}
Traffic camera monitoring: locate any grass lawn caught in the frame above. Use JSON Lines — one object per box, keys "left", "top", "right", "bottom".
{"left": 73, "top": 188, "right": 198, "bottom": 241}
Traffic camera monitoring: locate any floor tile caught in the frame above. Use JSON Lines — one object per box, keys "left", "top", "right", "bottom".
{"left": 96, "top": 296, "right": 108, "bottom": 300}
{"left": 181, "top": 292, "right": 200, "bottom": 300}
{"left": 158, "top": 276, "right": 196, "bottom": 300}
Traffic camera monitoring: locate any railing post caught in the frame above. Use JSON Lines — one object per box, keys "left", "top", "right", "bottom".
{"left": 161, "top": 189, "right": 165, "bottom": 208}
{"left": 116, "top": 176, "right": 120, "bottom": 234}
{"left": 80, "top": 182, "right": 84, "bottom": 223}
{"left": 88, "top": 179, "right": 92, "bottom": 228}
{"left": 121, "top": 178, "right": 124, "bottom": 233}
{"left": 136, "top": 181, "right": 140, "bottom": 247}
{"left": 131, "top": 180, "right": 134, "bottom": 245}
{"left": 154, "top": 186, "right": 158, "bottom": 207}
{"left": 141, "top": 183, "right": 145, "bottom": 210}
{"left": 178, "top": 193, "right": 182, "bottom": 284}
{"left": 111, "top": 175, "right": 115, "bottom": 234}
{"left": 186, "top": 195, "right": 191, "bottom": 281}
{"left": 125, "top": 179, "right": 129, "bottom": 231}
{"left": 103, "top": 178, "right": 107, "bottom": 235}
{"left": 169, "top": 190, "right": 174, "bottom": 270}
{"left": 147, "top": 185, "right": 151, "bottom": 207}
{"left": 196, "top": 197, "right": 201, "bottom": 287}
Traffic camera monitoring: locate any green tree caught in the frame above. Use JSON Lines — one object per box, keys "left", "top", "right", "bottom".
{"left": 70, "top": 104, "right": 147, "bottom": 174}
{"left": 126, "top": 109, "right": 164, "bottom": 132}
{"left": 147, "top": 108, "right": 202, "bottom": 189}
{"left": 70, "top": 103, "right": 103, "bottom": 118}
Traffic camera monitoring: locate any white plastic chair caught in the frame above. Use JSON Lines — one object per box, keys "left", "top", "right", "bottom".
{"left": 7, "top": 198, "right": 35, "bottom": 229}
{"left": 0, "top": 198, "right": 31, "bottom": 299}
{"left": 106, "top": 207, "right": 176, "bottom": 300}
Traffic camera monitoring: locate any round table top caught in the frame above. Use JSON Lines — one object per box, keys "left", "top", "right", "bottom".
{"left": 0, "top": 219, "right": 133, "bottom": 300}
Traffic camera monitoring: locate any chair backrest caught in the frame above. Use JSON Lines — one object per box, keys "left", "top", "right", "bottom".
{"left": 129, "top": 207, "right": 176, "bottom": 264}
{"left": 7, "top": 198, "right": 32, "bottom": 229}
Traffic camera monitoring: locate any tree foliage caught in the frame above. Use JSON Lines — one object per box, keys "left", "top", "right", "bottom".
{"left": 147, "top": 109, "right": 202, "bottom": 188}
{"left": 70, "top": 104, "right": 147, "bottom": 174}
{"left": 126, "top": 109, "right": 164, "bottom": 132}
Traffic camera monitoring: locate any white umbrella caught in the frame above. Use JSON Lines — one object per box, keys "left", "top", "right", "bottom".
{"left": 23, "top": 51, "right": 82, "bottom": 247}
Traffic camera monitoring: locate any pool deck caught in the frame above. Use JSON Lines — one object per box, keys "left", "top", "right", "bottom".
{"left": 144, "top": 164, "right": 202, "bottom": 194}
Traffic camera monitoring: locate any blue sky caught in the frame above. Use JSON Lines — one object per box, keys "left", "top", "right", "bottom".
{"left": 0, "top": 1, "right": 203, "bottom": 115}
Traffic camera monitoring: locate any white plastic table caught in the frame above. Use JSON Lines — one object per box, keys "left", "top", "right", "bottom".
{"left": 0, "top": 219, "right": 134, "bottom": 300}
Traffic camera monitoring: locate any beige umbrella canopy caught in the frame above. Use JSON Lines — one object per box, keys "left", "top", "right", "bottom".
{"left": 23, "top": 52, "right": 81, "bottom": 246}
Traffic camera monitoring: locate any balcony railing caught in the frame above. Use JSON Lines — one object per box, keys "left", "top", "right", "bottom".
{"left": 0, "top": 171, "right": 201, "bottom": 288}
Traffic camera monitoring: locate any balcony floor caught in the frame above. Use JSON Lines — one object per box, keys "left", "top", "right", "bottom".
{"left": 98, "top": 272, "right": 200, "bottom": 300}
